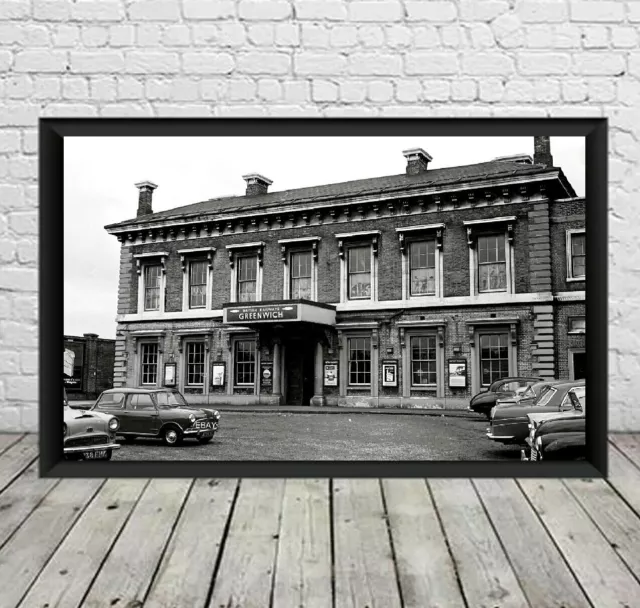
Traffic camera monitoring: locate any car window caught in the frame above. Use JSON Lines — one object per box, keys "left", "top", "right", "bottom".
{"left": 154, "top": 391, "right": 189, "bottom": 408}
{"left": 130, "top": 394, "right": 156, "bottom": 410}
{"left": 499, "top": 381, "right": 522, "bottom": 393}
{"left": 535, "top": 387, "right": 557, "bottom": 406}
{"left": 95, "top": 392, "right": 125, "bottom": 410}
{"left": 568, "top": 389, "right": 586, "bottom": 412}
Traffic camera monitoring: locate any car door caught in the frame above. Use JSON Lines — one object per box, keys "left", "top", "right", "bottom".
{"left": 126, "top": 393, "right": 160, "bottom": 434}
{"left": 93, "top": 391, "right": 127, "bottom": 428}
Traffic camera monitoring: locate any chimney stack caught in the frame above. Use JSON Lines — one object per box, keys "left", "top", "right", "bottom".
{"left": 135, "top": 181, "right": 158, "bottom": 217}
{"left": 242, "top": 173, "right": 272, "bottom": 196}
{"left": 533, "top": 136, "right": 553, "bottom": 168}
{"left": 402, "top": 148, "right": 433, "bottom": 175}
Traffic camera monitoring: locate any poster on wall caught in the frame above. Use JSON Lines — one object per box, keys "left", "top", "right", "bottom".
{"left": 211, "top": 362, "right": 226, "bottom": 387}
{"left": 260, "top": 361, "right": 273, "bottom": 390}
{"left": 324, "top": 360, "right": 338, "bottom": 386}
{"left": 164, "top": 362, "right": 176, "bottom": 387}
{"left": 382, "top": 359, "right": 398, "bottom": 387}
{"left": 448, "top": 359, "right": 467, "bottom": 388}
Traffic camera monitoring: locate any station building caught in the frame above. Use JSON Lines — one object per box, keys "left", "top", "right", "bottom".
{"left": 64, "top": 333, "right": 116, "bottom": 401}
{"left": 105, "top": 137, "right": 585, "bottom": 408}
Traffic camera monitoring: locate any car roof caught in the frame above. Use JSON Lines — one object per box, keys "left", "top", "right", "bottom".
{"left": 546, "top": 379, "right": 586, "bottom": 389}
{"left": 100, "top": 388, "right": 178, "bottom": 394}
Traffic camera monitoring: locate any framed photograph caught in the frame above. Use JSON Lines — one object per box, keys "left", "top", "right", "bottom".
{"left": 382, "top": 360, "right": 398, "bottom": 387}
{"left": 163, "top": 362, "right": 176, "bottom": 387}
{"left": 448, "top": 359, "right": 467, "bottom": 388}
{"left": 324, "top": 360, "right": 338, "bottom": 387}
{"left": 211, "top": 362, "right": 226, "bottom": 387}
{"left": 45, "top": 118, "right": 606, "bottom": 478}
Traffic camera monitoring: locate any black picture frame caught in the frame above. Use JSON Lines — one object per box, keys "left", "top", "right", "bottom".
{"left": 44, "top": 117, "right": 607, "bottom": 478}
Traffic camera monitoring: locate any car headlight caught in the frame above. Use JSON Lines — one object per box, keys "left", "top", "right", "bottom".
{"left": 214, "top": 411, "right": 220, "bottom": 420}
{"left": 109, "top": 417, "right": 120, "bottom": 432}
{"left": 63, "top": 422, "right": 67, "bottom": 437}
{"left": 528, "top": 422, "right": 534, "bottom": 431}
{"left": 490, "top": 406, "right": 496, "bottom": 419}
{"left": 189, "top": 413, "right": 196, "bottom": 423}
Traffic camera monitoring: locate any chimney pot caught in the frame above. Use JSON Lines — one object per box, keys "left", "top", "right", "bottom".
{"left": 533, "top": 136, "right": 553, "bottom": 168}
{"left": 242, "top": 173, "right": 272, "bottom": 196}
{"left": 402, "top": 148, "right": 433, "bottom": 175}
{"left": 135, "top": 180, "right": 158, "bottom": 217}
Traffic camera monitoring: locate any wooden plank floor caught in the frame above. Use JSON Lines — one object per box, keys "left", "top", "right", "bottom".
{"left": 0, "top": 435, "right": 639, "bottom": 607}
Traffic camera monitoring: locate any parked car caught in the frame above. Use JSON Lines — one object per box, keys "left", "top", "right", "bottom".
{"left": 64, "top": 389, "right": 120, "bottom": 460}
{"left": 486, "top": 379, "right": 585, "bottom": 445}
{"left": 91, "top": 388, "right": 221, "bottom": 446}
{"left": 493, "top": 380, "right": 556, "bottom": 409}
{"left": 522, "top": 387, "right": 586, "bottom": 461}
{"left": 468, "top": 376, "right": 545, "bottom": 418}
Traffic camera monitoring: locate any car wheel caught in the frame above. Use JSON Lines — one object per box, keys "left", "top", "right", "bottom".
{"left": 198, "top": 437, "right": 212, "bottom": 445}
{"left": 162, "top": 427, "right": 183, "bottom": 446}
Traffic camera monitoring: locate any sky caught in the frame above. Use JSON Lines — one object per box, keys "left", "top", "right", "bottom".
{"left": 64, "top": 135, "right": 585, "bottom": 339}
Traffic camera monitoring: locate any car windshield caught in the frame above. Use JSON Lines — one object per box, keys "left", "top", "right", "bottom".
{"left": 154, "top": 391, "right": 188, "bottom": 408}
{"left": 535, "top": 386, "right": 557, "bottom": 406}
{"left": 569, "top": 387, "right": 586, "bottom": 412}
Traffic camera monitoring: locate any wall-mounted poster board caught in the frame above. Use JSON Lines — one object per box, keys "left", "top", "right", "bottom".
{"left": 448, "top": 358, "right": 467, "bottom": 388}
{"left": 211, "top": 362, "right": 226, "bottom": 387}
{"left": 324, "top": 360, "right": 338, "bottom": 386}
{"left": 261, "top": 361, "right": 273, "bottom": 390}
{"left": 382, "top": 359, "right": 398, "bottom": 387}
{"left": 164, "top": 362, "right": 176, "bottom": 387}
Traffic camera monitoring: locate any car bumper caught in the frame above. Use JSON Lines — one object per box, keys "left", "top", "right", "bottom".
{"left": 183, "top": 421, "right": 219, "bottom": 436}
{"left": 486, "top": 428, "right": 515, "bottom": 442}
{"left": 521, "top": 448, "right": 530, "bottom": 461}
{"left": 64, "top": 443, "right": 120, "bottom": 454}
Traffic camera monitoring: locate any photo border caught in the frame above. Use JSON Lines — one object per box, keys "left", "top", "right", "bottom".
{"left": 41, "top": 117, "right": 607, "bottom": 478}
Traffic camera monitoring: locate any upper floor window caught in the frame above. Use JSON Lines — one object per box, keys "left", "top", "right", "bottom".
{"left": 144, "top": 265, "right": 162, "bottom": 311}
{"left": 567, "top": 230, "right": 585, "bottom": 280}
{"left": 410, "top": 240, "right": 436, "bottom": 296}
{"left": 237, "top": 255, "right": 258, "bottom": 302}
{"left": 568, "top": 316, "right": 585, "bottom": 334}
{"left": 477, "top": 235, "right": 507, "bottom": 293}
{"left": 189, "top": 260, "right": 207, "bottom": 309}
{"left": 348, "top": 246, "right": 371, "bottom": 300}
{"left": 290, "top": 251, "right": 312, "bottom": 299}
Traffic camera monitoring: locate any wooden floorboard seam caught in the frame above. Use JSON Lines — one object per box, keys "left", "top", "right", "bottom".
{"left": 328, "top": 477, "right": 336, "bottom": 608}
{"left": 514, "top": 479, "right": 596, "bottom": 608}
{"left": 610, "top": 435, "right": 640, "bottom": 471}
{"left": 0, "top": 434, "right": 25, "bottom": 457}
{"left": 377, "top": 478, "right": 406, "bottom": 608}
{"left": 75, "top": 479, "right": 153, "bottom": 608}
{"left": 424, "top": 480, "right": 470, "bottom": 608}
{"left": 141, "top": 478, "right": 197, "bottom": 606}
{"left": 202, "top": 478, "right": 242, "bottom": 608}
{"left": 268, "top": 488, "right": 285, "bottom": 608}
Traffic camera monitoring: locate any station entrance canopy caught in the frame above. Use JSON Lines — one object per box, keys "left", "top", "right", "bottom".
{"left": 222, "top": 300, "right": 336, "bottom": 327}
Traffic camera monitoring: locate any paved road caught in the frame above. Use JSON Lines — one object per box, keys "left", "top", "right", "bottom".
{"left": 111, "top": 411, "right": 522, "bottom": 461}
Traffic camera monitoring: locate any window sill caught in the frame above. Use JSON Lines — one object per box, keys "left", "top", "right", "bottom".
{"left": 568, "top": 331, "right": 586, "bottom": 335}
{"left": 566, "top": 277, "right": 586, "bottom": 282}
{"left": 347, "top": 386, "right": 372, "bottom": 390}
{"left": 411, "top": 386, "right": 437, "bottom": 392}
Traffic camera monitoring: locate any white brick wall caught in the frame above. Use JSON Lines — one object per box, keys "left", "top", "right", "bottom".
{"left": 0, "top": 0, "right": 637, "bottom": 431}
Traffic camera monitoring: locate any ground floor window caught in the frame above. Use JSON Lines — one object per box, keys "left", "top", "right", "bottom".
{"left": 186, "top": 342, "right": 205, "bottom": 386}
{"left": 235, "top": 340, "right": 256, "bottom": 386}
{"left": 411, "top": 335, "right": 437, "bottom": 386}
{"left": 140, "top": 342, "right": 159, "bottom": 385}
{"left": 479, "top": 333, "right": 509, "bottom": 386}
{"left": 348, "top": 337, "right": 371, "bottom": 386}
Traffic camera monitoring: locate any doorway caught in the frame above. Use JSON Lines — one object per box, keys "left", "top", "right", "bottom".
{"left": 284, "top": 338, "right": 315, "bottom": 405}
{"left": 569, "top": 349, "right": 586, "bottom": 380}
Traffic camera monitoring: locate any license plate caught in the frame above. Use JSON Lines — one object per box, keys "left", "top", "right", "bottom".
{"left": 200, "top": 430, "right": 214, "bottom": 438}
{"left": 194, "top": 420, "right": 214, "bottom": 430}
{"left": 84, "top": 450, "right": 106, "bottom": 460}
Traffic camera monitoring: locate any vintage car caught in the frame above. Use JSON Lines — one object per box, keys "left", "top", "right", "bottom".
{"left": 63, "top": 389, "right": 120, "bottom": 460}
{"left": 486, "top": 379, "right": 585, "bottom": 445}
{"left": 468, "top": 376, "right": 545, "bottom": 418}
{"left": 91, "top": 388, "right": 221, "bottom": 446}
{"left": 493, "top": 380, "right": 556, "bottom": 409}
{"left": 522, "top": 388, "right": 586, "bottom": 461}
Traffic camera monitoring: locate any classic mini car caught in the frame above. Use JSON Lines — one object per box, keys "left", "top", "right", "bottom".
{"left": 91, "top": 388, "right": 221, "bottom": 446}
{"left": 487, "top": 379, "right": 585, "bottom": 445}
{"left": 468, "top": 376, "right": 545, "bottom": 418}
{"left": 522, "top": 388, "right": 586, "bottom": 461}
{"left": 63, "top": 389, "right": 120, "bottom": 460}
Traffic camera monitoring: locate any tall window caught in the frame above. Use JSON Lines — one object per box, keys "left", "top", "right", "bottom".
{"left": 411, "top": 336, "right": 437, "bottom": 386}
{"left": 144, "top": 265, "right": 162, "bottom": 311}
{"left": 477, "top": 235, "right": 506, "bottom": 293}
{"left": 409, "top": 240, "right": 436, "bottom": 296}
{"left": 235, "top": 340, "right": 256, "bottom": 386}
{"left": 569, "top": 232, "right": 585, "bottom": 279}
{"left": 290, "top": 251, "right": 312, "bottom": 299}
{"left": 348, "top": 337, "right": 371, "bottom": 386}
{"left": 186, "top": 342, "right": 205, "bottom": 386}
{"left": 140, "top": 343, "right": 158, "bottom": 385}
{"left": 479, "top": 334, "right": 509, "bottom": 386}
{"left": 237, "top": 255, "right": 258, "bottom": 302}
{"left": 348, "top": 246, "right": 371, "bottom": 300}
{"left": 189, "top": 260, "right": 207, "bottom": 308}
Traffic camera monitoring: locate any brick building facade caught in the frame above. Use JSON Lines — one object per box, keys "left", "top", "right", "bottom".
{"left": 64, "top": 333, "right": 116, "bottom": 401}
{"left": 105, "top": 137, "right": 585, "bottom": 408}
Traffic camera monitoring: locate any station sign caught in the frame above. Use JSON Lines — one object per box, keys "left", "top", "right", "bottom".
{"left": 225, "top": 304, "right": 298, "bottom": 323}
